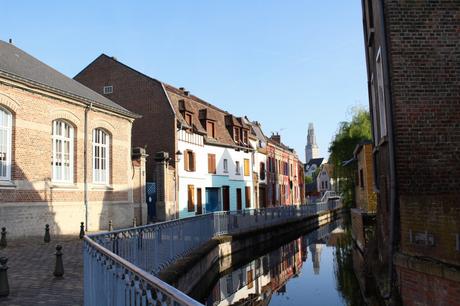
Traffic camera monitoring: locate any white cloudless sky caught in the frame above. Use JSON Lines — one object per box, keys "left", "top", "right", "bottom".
{"left": 2, "top": 0, "right": 369, "bottom": 162}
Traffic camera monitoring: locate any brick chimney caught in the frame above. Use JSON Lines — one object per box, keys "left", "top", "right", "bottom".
{"left": 271, "top": 133, "right": 281, "bottom": 144}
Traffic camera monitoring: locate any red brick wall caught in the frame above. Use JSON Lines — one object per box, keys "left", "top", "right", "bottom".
{"left": 75, "top": 55, "right": 176, "bottom": 182}
{"left": 383, "top": 0, "right": 460, "bottom": 264}
{"left": 397, "top": 266, "right": 460, "bottom": 306}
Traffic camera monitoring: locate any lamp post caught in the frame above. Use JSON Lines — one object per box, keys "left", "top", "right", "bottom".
{"left": 174, "top": 150, "right": 182, "bottom": 219}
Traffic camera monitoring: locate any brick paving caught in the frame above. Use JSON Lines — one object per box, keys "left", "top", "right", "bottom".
{"left": 0, "top": 236, "right": 83, "bottom": 306}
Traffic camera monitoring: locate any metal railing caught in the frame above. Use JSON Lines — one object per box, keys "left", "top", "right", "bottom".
{"left": 84, "top": 199, "right": 342, "bottom": 306}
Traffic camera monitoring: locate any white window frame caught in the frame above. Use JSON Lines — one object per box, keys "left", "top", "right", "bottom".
{"left": 93, "top": 128, "right": 110, "bottom": 184}
{"left": 223, "top": 158, "right": 228, "bottom": 173}
{"left": 376, "top": 48, "right": 387, "bottom": 138}
{"left": 370, "top": 73, "right": 380, "bottom": 145}
{"left": 103, "top": 85, "right": 113, "bottom": 95}
{"left": 235, "top": 161, "right": 241, "bottom": 175}
{"left": 0, "top": 107, "right": 12, "bottom": 181}
{"left": 52, "top": 120, "right": 74, "bottom": 183}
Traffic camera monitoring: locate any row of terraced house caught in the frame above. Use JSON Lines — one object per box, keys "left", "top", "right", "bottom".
{"left": 0, "top": 40, "right": 304, "bottom": 236}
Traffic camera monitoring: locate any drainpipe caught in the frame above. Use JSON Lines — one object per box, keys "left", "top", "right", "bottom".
{"left": 84, "top": 103, "right": 93, "bottom": 231}
{"left": 378, "top": 0, "right": 398, "bottom": 299}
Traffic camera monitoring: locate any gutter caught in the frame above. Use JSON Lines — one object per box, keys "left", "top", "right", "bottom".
{"left": 84, "top": 102, "right": 93, "bottom": 231}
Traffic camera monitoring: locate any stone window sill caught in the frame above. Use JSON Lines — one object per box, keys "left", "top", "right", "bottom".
{"left": 91, "top": 184, "right": 114, "bottom": 191}
{"left": 50, "top": 183, "right": 78, "bottom": 190}
{"left": 0, "top": 181, "right": 16, "bottom": 189}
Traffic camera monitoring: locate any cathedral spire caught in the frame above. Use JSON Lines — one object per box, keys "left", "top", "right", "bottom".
{"left": 305, "top": 123, "right": 320, "bottom": 163}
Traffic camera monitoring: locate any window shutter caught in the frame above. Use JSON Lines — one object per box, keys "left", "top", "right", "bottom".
{"left": 184, "top": 150, "right": 189, "bottom": 171}
{"left": 244, "top": 159, "right": 250, "bottom": 176}
{"left": 187, "top": 185, "right": 195, "bottom": 212}
{"left": 192, "top": 152, "right": 196, "bottom": 171}
{"left": 245, "top": 186, "right": 251, "bottom": 208}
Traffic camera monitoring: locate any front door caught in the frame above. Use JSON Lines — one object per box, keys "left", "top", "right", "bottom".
{"left": 206, "top": 188, "right": 220, "bottom": 212}
{"left": 236, "top": 188, "right": 242, "bottom": 210}
{"left": 259, "top": 186, "right": 266, "bottom": 208}
{"left": 223, "top": 186, "right": 230, "bottom": 211}
{"left": 197, "top": 188, "right": 202, "bottom": 215}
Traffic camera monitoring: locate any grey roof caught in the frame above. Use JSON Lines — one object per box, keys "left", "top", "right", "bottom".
{"left": 0, "top": 40, "right": 138, "bottom": 118}
{"left": 306, "top": 158, "right": 324, "bottom": 167}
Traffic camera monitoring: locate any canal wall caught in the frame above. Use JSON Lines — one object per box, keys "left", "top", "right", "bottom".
{"left": 158, "top": 206, "right": 344, "bottom": 294}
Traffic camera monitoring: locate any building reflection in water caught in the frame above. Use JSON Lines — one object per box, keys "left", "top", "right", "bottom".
{"left": 200, "top": 219, "right": 366, "bottom": 306}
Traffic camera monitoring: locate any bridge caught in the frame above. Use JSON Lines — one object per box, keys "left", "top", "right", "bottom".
{"left": 83, "top": 195, "right": 342, "bottom": 306}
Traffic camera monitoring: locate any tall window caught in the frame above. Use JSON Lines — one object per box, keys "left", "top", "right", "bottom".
{"left": 184, "top": 150, "right": 196, "bottom": 172}
{"left": 233, "top": 127, "right": 240, "bottom": 143}
{"left": 0, "top": 108, "right": 12, "bottom": 181}
{"left": 206, "top": 121, "right": 215, "bottom": 138}
{"left": 208, "top": 153, "right": 216, "bottom": 174}
{"left": 242, "top": 130, "right": 248, "bottom": 144}
{"left": 93, "top": 129, "right": 110, "bottom": 184}
{"left": 259, "top": 162, "right": 266, "bottom": 180}
{"left": 52, "top": 120, "right": 74, "bottom": 183}
{"left": 376, "top": 48, "right": 387, "bottom": 138}
{"left": 244, "top": 159, "right": 250, "bottom": 176}
{"left": 223, "top": 159, "right": 228, "bottom": 173}
{"left": 235, "top": 161, "right": 240, "bottom": 175}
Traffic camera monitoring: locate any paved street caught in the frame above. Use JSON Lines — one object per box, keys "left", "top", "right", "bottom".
{"left": 0, "top": 236, "right": 83, "bottom": 306}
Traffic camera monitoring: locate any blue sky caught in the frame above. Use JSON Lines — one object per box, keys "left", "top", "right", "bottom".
{"left": 2, "top": 1, "right": 368, "bottom": 162}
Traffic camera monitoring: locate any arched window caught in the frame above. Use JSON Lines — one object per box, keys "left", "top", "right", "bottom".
{"left": 52, "top": 120, "right": 74, "bottom": 183}
{"left": 93, "top": 128, "right": 110, "bottom": 184}
{"left": 0, "top": 107, "right": 12, "bottom": 181}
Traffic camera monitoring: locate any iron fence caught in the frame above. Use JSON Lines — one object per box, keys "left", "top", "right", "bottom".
{"left": 84, "top": 199, "right": 342, "bottom": 306}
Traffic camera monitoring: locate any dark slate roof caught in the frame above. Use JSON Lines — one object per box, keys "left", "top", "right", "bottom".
{"left": 306, "top": 158, "right": 324, "bottom": 167}
{"left": 0, "top": 40, "right": 138, "bottom": 118}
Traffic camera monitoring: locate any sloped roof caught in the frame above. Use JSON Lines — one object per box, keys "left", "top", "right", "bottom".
{"left": 163, "top": 84, "right": 252, "bottom": 149}
{"left": 0, "top": 40, "right": 138, "bottom": 118}
{"left": 307, "top": 158, "right": 324, "bottom": 167}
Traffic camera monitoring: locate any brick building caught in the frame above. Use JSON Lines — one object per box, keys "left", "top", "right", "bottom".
{"left": 361, "top": 1, "right": 460, "bottom": 304}
{"left": 266, "top": 134, "right": 304, "bottom": 207}
{"left": 75, "top": 55, "right": 260, "bottom": 219}
{"left": 0, "top": 40, "right": 147, "bottom": 237}
{"left": 353, "top": 142, "right": 376, "bottom": 213}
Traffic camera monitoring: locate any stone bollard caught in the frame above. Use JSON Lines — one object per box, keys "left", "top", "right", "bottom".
{"left": 44, "top": 224, "right": 51, "bottom": 243}
{"left": 0, "top": 228, "right": 6, "bottom": 248}
{"left": 0, "top": 257, "right": 9, "bottom": 297}
{"left": 108, "top": 220, "right": 113, "bottom": 232}
{"left": 53, "top": 245, "right": 64, "bottom": 277}
{"left": 132, "top": 217, "right": 137, "bottom": 227}
{"left": 79, "top": 222, "right": 85, "bottom": 239}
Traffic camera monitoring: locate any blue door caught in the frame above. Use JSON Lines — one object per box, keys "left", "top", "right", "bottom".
{"left": 146, "top": 182, "right": 156, "bottom": 221}
{"left": 206, "top": 188, "right": 220, "bottom": 212}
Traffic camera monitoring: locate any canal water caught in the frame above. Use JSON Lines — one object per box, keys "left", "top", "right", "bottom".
{"left": 190, "top": 218, "right": 367, "bottom": 306}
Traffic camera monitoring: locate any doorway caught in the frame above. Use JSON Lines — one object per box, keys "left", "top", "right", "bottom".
{"left": 222, "top": 186, "right": 230, "bottom": 211}
{"left": 205, "top": 188, "right": 220, "bottom": 212}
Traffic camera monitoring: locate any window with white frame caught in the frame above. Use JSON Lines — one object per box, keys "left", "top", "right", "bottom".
{"left": 52, "top": 120, "right": 74, "bottom": 183}
{"left": 376, "top": 48, "right": 387, "bottom": 138}
{"left": 223, "top": 158, "right": 228, "bottom": 173}
{"left": 93, "top": 128, "right": 110, "bottom": 184}
{"left": 370, "top": 74, "right": 380, "bottom": 144}
{"left": 0, "top": 107, "right": 12, "bottom": 181}
{"left": 235, "top": 161, "right": 240, "bottom": 175}
{"left": 103, "top": 85, "right": 113, "bottom": 95}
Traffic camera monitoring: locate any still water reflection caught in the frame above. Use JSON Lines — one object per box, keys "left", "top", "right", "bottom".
{"left": 193, "top": 219, "right": 365, "bottom": 306}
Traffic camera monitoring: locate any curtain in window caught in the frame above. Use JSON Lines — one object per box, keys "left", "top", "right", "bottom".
{"left": 93, "top": 129, "right": 109, "bottom": 184}
{"left": 52, "top": 120, "right": 74, "bottom": 182}
{"left": 0, "top": 108, "right": 12, "bottom": 180}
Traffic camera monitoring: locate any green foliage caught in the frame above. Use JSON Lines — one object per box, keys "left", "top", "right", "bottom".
{"left": 328, "top": 107, "right": 372, "bottom": 207}
{"left": 305, "top": 175, "right": 313, "bottom": 184}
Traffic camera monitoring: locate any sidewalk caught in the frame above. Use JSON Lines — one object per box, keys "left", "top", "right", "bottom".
{"left": 0, "top": 236, "right": 83, "bottom": 306}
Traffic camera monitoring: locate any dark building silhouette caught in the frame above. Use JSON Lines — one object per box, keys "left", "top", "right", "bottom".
{"left": 361, "top": 0, "right": 460, "bottom": 304}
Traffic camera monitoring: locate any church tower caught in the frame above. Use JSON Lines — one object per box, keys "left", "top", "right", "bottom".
{"left": 305, "top": 123, "right": 320, "bottom": 163}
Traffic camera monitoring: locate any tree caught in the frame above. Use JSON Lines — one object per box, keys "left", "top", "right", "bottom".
{"left": 328, "top": 107, "right": 372, "bottom": 207}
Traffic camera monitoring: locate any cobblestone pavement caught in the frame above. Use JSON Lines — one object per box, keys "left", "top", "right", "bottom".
{"left": 0, "top": 236, "right": 83, "bottom": 306}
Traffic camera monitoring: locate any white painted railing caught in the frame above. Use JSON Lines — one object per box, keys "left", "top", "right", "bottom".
{"left": 84, "top": 200, "right": 342, "bottom": 306}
